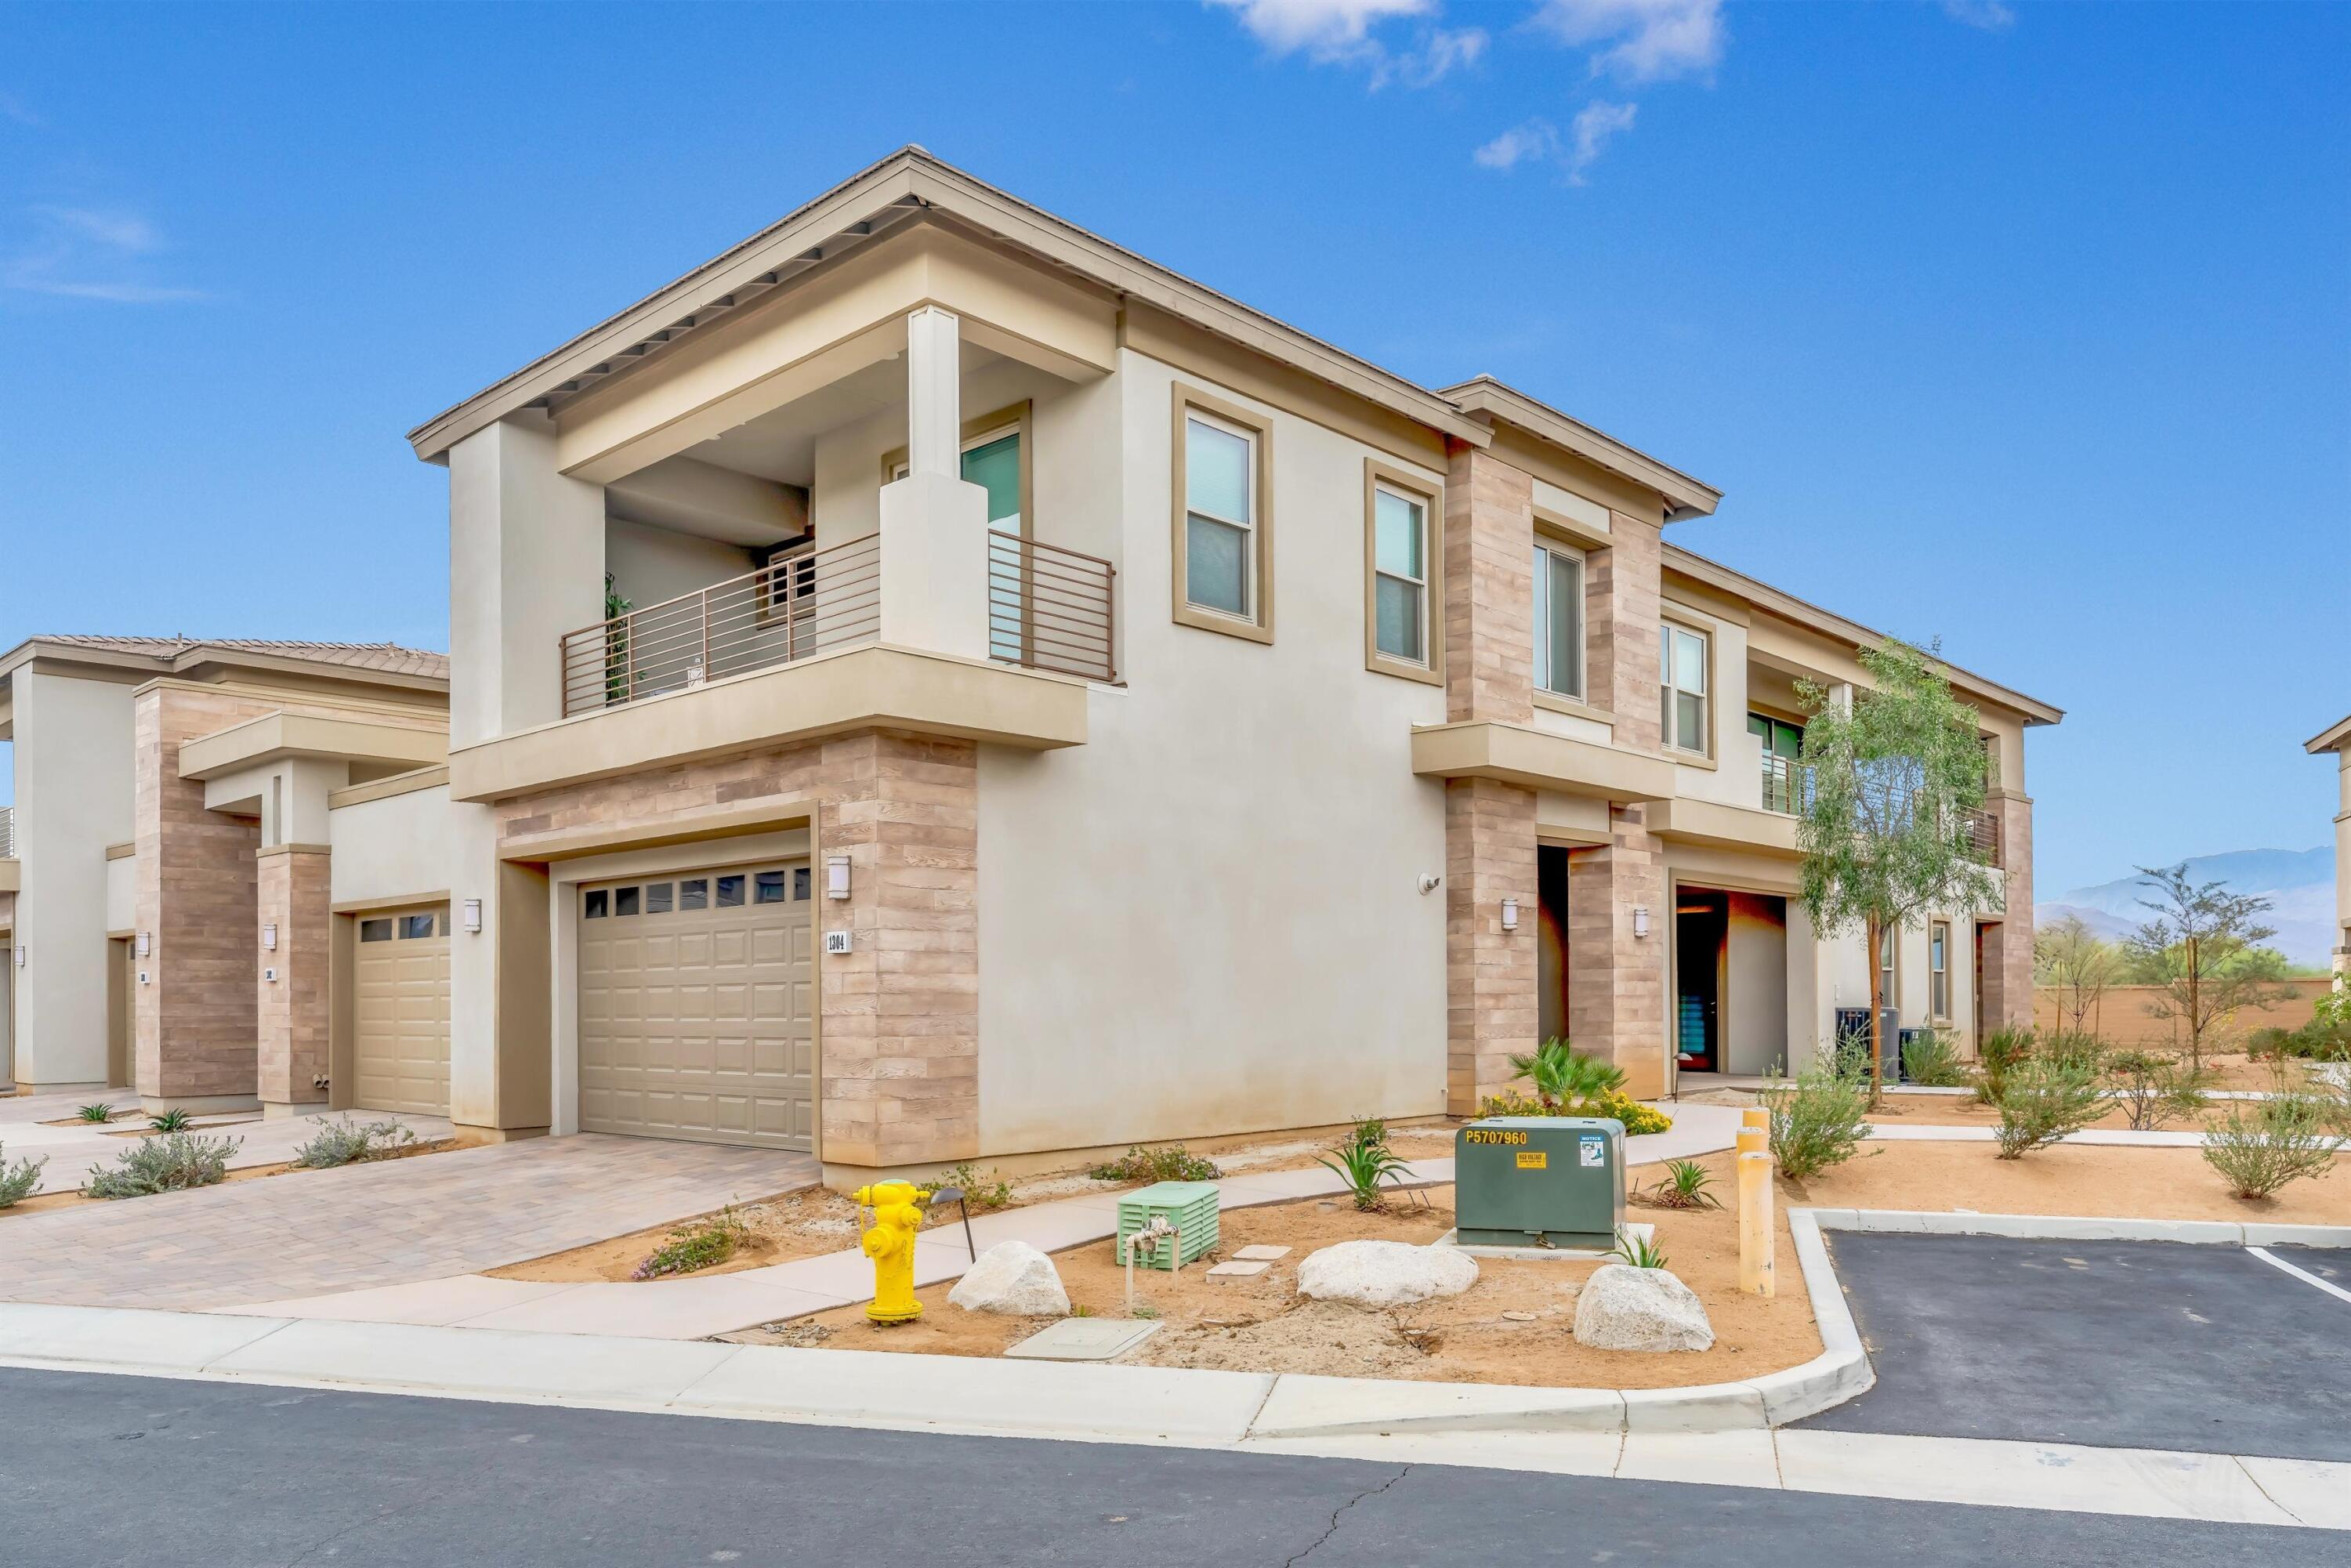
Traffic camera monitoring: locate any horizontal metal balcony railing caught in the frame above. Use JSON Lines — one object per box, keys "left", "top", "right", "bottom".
{"left": 987, "top": 531, "right": 1116, "bottom": 683}
{"left": 1759, "top": 754, "right": 1813, "bottom": 816}
{"left": 1965, "top": 805, "right": 2003, "bottom": 868}
{"left": 560, "top": 529, "right": 1118, "bottom": 717}
{"left": 560, "top": 534, "right": 882, "bottom": 717}
{"left": 0, "top": 804, "right": 16, "bottom": 858}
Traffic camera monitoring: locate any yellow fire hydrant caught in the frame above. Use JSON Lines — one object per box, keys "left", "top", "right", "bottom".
{"left": 854, "top": 1181, "right": 926, "bottom": 1325}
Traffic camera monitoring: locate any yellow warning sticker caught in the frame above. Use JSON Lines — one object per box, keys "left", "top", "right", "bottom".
{"left": 1515, "top": 1150, "right": 1548, "bottom": 1170}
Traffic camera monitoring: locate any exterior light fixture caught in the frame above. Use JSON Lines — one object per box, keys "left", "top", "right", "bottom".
{"left": 1632, "top": 905, "right": 1651, "bottom": 940}
{"left": 1500, "top": 897, "right": 1520, "bottom": 932}
{"left": 12, "top": 945, "right": 23, "bottom": 969}
{"left": 262, "top": 922, "right": 278, "bottom": 951}
{"left": 1418, "top": 874, "right": 1441, "bottom": 895}
{"left": 826, "top": 856, "right": 851, "bottom": 900}
{"left": 136, "top": 931, "right": 151, "bottom": 958}
{"left": 461, "top": 898, "right": 484, "bottom": 934}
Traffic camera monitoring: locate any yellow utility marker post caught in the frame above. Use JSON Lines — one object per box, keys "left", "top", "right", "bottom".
{"left": 1737, "top": 1141, "right": 1776, "bottom": 1298}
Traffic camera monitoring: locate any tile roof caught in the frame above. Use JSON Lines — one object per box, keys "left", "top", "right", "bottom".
{"left": 20, "top": 636, "right": 448, "bottom": 680}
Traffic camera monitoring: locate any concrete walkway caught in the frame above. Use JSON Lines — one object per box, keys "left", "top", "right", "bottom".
{"left": 0, "top": 1101, "right": 455, "bottom": 1196}
{"left": 0, "top": 1134, "right": 813, "bottom": 1310}
{"left": 220, "top": 1104, "right": 1752, "bottom": 1339}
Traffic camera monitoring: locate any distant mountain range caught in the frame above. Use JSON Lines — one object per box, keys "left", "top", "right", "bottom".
{"left": 2038, "top": 846, "right": 2338, "bottom": 968}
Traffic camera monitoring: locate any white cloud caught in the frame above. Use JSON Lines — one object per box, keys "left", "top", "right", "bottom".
{"left": 1940, "top": 0, "right": 2016, "bottom": 30}
{"left": 1208, "top": 0, "right": 1484, "bottom": 86}
{"left": 1473, "top": 100, "right": 1637, "bottom": 183}
{"left": 1473, "top": 118, "right": 1561, "bottom": 170}
{"left": 1566, "top": 99, "right": 1638, "bottom": 183}
{"left": 1531, "top": 0, "right": 1724, "bottom": 83}
{"left": 2, "top": 205, "right": 205, "bottom": 304}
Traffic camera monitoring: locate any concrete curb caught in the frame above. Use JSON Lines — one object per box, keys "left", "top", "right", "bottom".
{"left": 1806, "top": 1208, "right": 2351, "bottom": 1248}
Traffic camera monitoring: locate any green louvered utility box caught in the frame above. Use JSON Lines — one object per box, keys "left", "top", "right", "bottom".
{"left": 1454, "top": 1117, "right": 1625, "bottom": 1250}
{"left": 1116, "top": 1181, "right": 1220, "bottom": 1269}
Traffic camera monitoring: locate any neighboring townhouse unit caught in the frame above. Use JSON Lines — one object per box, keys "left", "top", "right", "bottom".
{"left": 2309, "top": 712, "right": 2351, "bottom": 983}
{"left": 404, "top": 148, "right": 2059, "bottom": 1184}
{"left": 0, "top": 636, "right": 452, "bottom": 1114}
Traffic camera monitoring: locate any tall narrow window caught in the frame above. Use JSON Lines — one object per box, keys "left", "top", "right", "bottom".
{"left": 1183, "top": 413, "right": 1255, "bottom": 618}
{"left": 1370, "top": 483, "right": 1428, "bottom": 664}
{"left": 1878, "top": 924, "right": 1899, "bottom": 1009}
{"left": 1929, "top": 921, "right": 1951, "bottom": 1019}
{"left": 1532, "top": 543, "right": 1584, "bottom": 700}
{"left": 1660, "top": 622, "right": 1710, "bottom": 755}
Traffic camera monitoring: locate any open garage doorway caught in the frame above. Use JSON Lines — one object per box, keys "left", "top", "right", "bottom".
{"left": 1675, "top": 885, "right": 1790, "bottom": 1079}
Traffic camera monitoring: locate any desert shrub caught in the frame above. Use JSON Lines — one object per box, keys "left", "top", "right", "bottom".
{"left": 932, "top": 1161, "right": 1013, "bottom": 1212}
{"left": 1900, "top": 1030, "right": 1970, "bottom": 1088}
{"left": 1637, "top": 1157, "right": 1719, "bottom": 1211}
{"left": 1971, "top": 1026, "right": 2037, "bottom": 1106}
{"left": 1480, "top": 1088, "right": 1670, "bottom": 1135}
{"left": 1, "top": 1143, "right": 46, "bottom": 1208}
{"left": 1087, "top": 1144, "right": 1219, "bottom": 1183}
{"left": 1610, "top": 1231, "right": 1668, "bottom": 1269}
{"left": 147, "top": 1107, "right": 194, "bottom": 1132}
{"left": 1993, "top": 1059, "right": 2104, "bottom": 1159}
{"left": 1506, "top": 1037, "right": 1625, "bottom": 1110}
{"left": 2040, "top": 1030, "right": 2110, "bottom": 1077}
{"left": 290, "top": 1116, "right": 419, "bottom": 1169}
{"left": 75, "top": 1102, "right": 116, "bottom": 1123}
{"left": 1760, "top": 1059, "right": 1870, "bottom": 1180}
{"left": 85, "top": 1132, "right": 240, "bottom": 1199}
{"left": 2201, "top": 1090, "right": 2348, "bottom": 1199}
{"left": 632, "top": 1205, "right": 751, "bottom": 1280}
{"left": 2106, "top": 1049, "right": 2204, "bottom": 1133}
{"left": 2250, "top": 1009, "right": 2351, "bottom": 1063}
{"left": 1316, "top": 1115, "right": 1411, "bottom": 1211}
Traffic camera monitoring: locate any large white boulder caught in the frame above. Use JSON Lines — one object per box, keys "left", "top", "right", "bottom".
{"left": 1296, "top": 1240, "right": 1479, "bottom": 1309}
{"left": 947, "top": 1240, "right": 1070, "bottom": 1316}
{"left": 1572, "top": 1263, "right": 1715, "bottom": 1352}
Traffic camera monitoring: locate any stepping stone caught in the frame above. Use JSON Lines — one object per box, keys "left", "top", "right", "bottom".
{"left": 1233, "top": 1245, "right": 1291, "bottom": 1262}
{"left": 1207, "top": 1260, "right": 1270, "bottom": 1278}
{"left": 1005, "top": 1318, "right": 1161, "bottom": 1362}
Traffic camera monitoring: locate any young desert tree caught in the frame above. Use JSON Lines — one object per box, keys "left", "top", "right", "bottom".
{"left": 1797, "top": 639, "right": 2003, "bottom": 1103}
{"left": 2037, "top": 914, "right": 2117, "bottom": 1037}
{"left": 2125, "top": 863, "right": 2291, "bottom": 1072}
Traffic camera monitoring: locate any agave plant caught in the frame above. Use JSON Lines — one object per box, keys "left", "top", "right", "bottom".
{"left": 1505, "top": 1037, "right": 1625, "bottom": 1112}
{"left": 75, "top": 1103, "right": 116, "bottom": 1123}
{"left": 1610, "top": 1231, "right": 1669, "bottom": 1269}
{"left": 147, "top": 1107, "right": 194, "bottom": 1133}
{"left": 1638, "top": 1157, "right": 1719, "bottom": 1211}
{"left": 1315, "top": 1116, "right": 1411, "bottom": 1211}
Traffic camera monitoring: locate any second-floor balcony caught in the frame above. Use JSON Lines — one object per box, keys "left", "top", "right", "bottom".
{"left": 0, "top": 803, "right": 16, "bottom": 860}
{"left": 1753, "top": 756, "right": 2001, "bottom": 867}
{"left": 560, "top": 528, "right": 1114, "bottom": 717}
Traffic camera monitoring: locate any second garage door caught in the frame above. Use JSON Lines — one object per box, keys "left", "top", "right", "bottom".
{"left": 353, "top": 905, "right": 451, "bottom": 1115}
{"left": 577, "top": 860, "right": 815, "bottom": 1150}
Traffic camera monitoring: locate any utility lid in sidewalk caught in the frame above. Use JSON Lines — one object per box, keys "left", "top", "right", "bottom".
{"left": 1005, "top": 1317, "right": 1161, "bottom": 1362}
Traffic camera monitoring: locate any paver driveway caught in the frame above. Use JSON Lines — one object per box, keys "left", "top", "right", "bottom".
{"left": 0, "top": 1134, "right": 815, "bottom": 1311}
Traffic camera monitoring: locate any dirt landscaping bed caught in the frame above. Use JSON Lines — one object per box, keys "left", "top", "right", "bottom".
{"left": 1862, "top": 1095, "right": 2243, "bottom": 1134}
{"left": 1802, "top": 1137, "right": 2351, "bottom": 1224}
{"left": 726, "top": 1161, "right": 1820, "bottom": 1391}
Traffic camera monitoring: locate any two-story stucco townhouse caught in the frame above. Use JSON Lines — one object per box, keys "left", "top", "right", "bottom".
{"left": 400, "top": 147, "right": 2058, "bottom": 1186}
{"left": 0, "top": 636, "right": 456, "bottom": 1115}
{"left": 2308, "top": 714, "right": 2351, "bottom": 983}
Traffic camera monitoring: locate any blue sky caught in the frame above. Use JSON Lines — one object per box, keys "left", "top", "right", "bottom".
{"left": 1, "top": 1, "right": 2343, "bottom": 896}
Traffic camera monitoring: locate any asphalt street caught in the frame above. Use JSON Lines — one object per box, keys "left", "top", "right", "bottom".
{"left": 0, "top": 1367, "right": 2334, "bottom": 1567}
{"left": 1806, "top": 1234, "right": 2351, "bottom": 1460}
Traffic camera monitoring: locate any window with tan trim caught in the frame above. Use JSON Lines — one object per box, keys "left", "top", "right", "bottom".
{"left": 1532, "top": 539, "right": 1585, "bottom": 701}
{"left": 1929, "top": 920, "right": 1951, "bottom": 1020}
{"left": 1362, "top": 461, "right": 1441, "bottom": 683}
{"left": 1659, "top": 617, "right": 1712, "bottom": 757}
{"left": 1170, "top": 386, "right": 1273, "bottom": 643}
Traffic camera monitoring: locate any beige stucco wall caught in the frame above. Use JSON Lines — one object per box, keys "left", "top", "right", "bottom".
{"left": 2331, "top": 748, "right": 2350, "bottom": 961}
{"left": 9, "top": 668, "right": 135, "bottom": 1084}
{"left": 1723, "top": 892, "right": 1788, "bottom": 1074}
{"left": 973, "top": 347, "right": 1451, "bottom": 1156}
{"left": 103, "top": 851, "right": 134, "bottom": 933}
{"left": 603, "top": 515, "right": 758, "bottom": 613}
{"left": 330, "top": 784, "right": 453, "bottom": 906}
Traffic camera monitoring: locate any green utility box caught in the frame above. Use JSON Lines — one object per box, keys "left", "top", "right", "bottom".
{"left": 1454, "top": 1117, "right": 1625, "bottom": 1250}
{"left": 1115, "top": 1181, "right": 1220, "bottom": 1269}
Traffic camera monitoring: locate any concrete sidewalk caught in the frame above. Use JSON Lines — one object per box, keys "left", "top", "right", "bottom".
{"left": 0, "top": 1100, "right": 455, "bottom": 1196}
{"left": 223, "top": 1104, "right": 1753, "bottom": 1338}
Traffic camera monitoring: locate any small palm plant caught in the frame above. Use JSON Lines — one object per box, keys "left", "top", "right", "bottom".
{"left": 148, "top": 1107, "right": 194, "bottom": 1133}
{"left": 1315, "top": 1115, "right": 1411, "bottom": 1211}
{"left": 1505, "top": 1037, "right": 1625, "bottom": 1112}
{"left": 1610, "top": 1231, "right": 1669, "bottom": 1269}
{"left": 75, "top": 1103, "right": 116, "bottom": 1123}
{"left": 1637, "top": 1157, "right": 1719, "bottom": 1211}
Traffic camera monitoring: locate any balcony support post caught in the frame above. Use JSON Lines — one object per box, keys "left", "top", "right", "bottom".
{"left": 878, "top": 307, "right": 991, "bottom": 661}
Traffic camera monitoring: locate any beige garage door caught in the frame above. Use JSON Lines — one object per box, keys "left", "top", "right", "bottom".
{"left": 353, "top": 906, "right": 451, "bottom": 1116}
{"left": 577, "top": 860, "right": 815, "bottom": 1150}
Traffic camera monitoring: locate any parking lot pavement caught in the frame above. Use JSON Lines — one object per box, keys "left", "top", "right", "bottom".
{"left": 1802, "top": 1234, "right": 2351, "bottom": 1462}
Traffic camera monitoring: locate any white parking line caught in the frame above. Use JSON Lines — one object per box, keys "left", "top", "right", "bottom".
{"left": 2248, "top": 1248, "right": 2351, "bottom": 1306}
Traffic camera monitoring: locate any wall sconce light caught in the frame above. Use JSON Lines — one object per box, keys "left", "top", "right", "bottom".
{"left": 1418, "top": 874, "right": 1441, "bottom": 895}
{"left": 262, "top": 922, "right": 279, "bottom": 952}
{"left": 461, "top": 898, "right": 484, "bottom": 934}
{"left": 826, "top": 856, "right": 851, "bottom": 900}
{"left": 13, "top": 945, "right": 24, "bottom": 969}
{"left": 1500, "top": 896, "right": 1520, "bottom": 932}
{"left": 136, "top": 931, "right": 152, "bottom": 958}
{"left": 1632, "top": 905, "right": 1651, "bottom": 940}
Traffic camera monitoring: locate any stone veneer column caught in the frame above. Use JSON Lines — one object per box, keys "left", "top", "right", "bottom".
{"left": 255, "top": 843, "right": 331, "bottom": 1111}
{"left": 134, "top": 686, "right": 282, "bottom": 1110}
{"left": 1440, "top": 446, "right": 1538, "bottom": 1113}
{"left": 1567, "top": 509, "right": 1671, "bottom": 1095}
{"left": 819, "top": 730, "right": 980, "bottom": 1171}
{"left": 1987, "top": 791, "right": 2036, "bottom": 1030}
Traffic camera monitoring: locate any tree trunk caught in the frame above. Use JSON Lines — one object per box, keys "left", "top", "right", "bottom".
{"left": 1867, "top": 914, "right": 1886, "bottom": 1109}
{"left": 2186, "top": 936, "right": 2201, "bottom": 1074}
